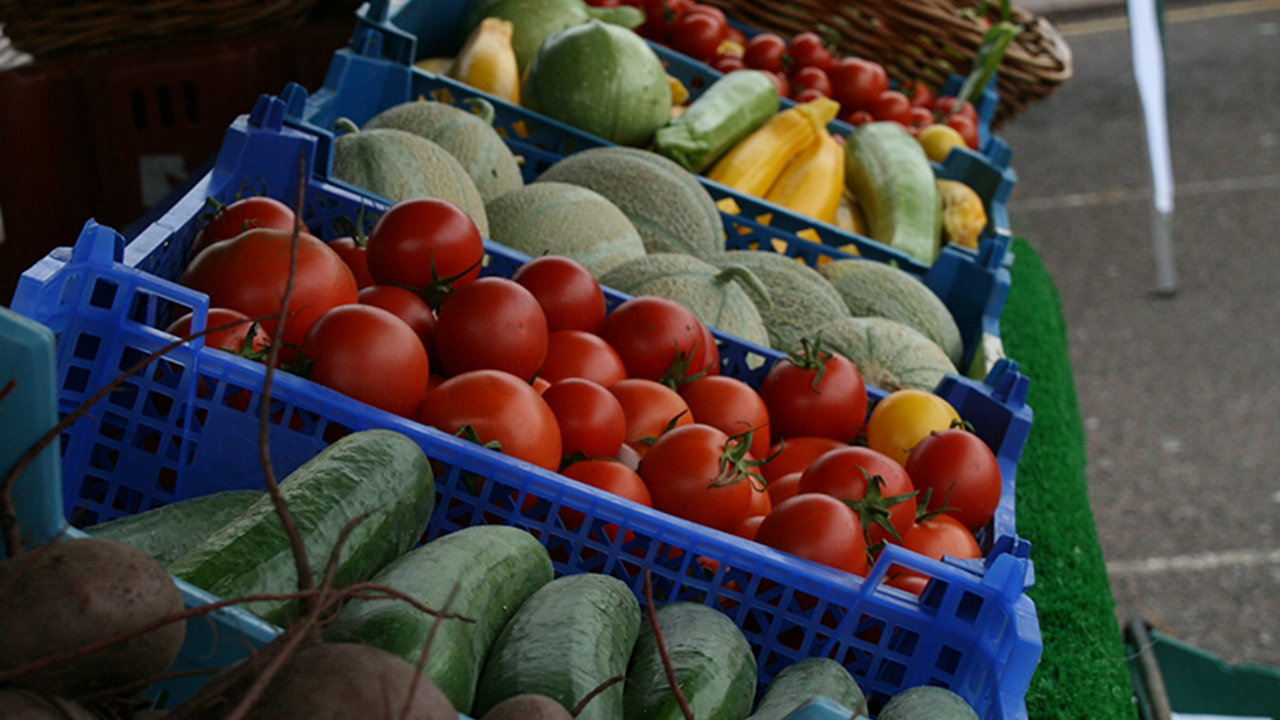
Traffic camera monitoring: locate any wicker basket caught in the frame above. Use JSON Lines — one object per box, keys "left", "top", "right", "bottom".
{"left": 707, "top": 0, "right": 1072, "bottom": 125}
{"left": 0, "top": 0, "right": 336, "bottom": 60}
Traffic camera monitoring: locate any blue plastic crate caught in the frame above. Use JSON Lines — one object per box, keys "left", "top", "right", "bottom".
{"left": 279, "top": 43, "right": 1012, "bottom": 376}
{"left": 10, "top": 97, "right": 1037, "bottom": 718}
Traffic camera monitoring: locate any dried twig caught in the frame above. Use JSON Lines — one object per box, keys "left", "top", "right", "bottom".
{"left": 572, "top": 676, "right": 627, "bottom": 717}
{"left": 643, "top": 570, "right": 694, "bottom": 720}
{"left": 399, "top": 582, "right": 461, "bottom": 720}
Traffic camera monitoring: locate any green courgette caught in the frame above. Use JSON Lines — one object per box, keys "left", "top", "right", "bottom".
{"left": 168, "top": 429, "right": 435, "bottom": 626}
{"left": 624, "top": 602, "right": 757, "bottom": 720}
{"left": 747, "top": 658, "right": 865, "bottom": 720}
{"left": 85, "top": 490, "right": 262, "bottom": 566}
{"left": 843, "top": 121, "right": 944, "bottom": 265}
{"left": 654, "top": 70, "right": 781, "bottom": 173}
{"left": 331, "top": 525, "right": 555, "bottom": 713}
{"left": 473, "top": 573, "right": 641, "bottom": 720}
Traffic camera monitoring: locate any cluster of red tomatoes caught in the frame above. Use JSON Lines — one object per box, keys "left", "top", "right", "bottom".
{"left": 172, "top": 193, "right": 1002, "bottom": 594}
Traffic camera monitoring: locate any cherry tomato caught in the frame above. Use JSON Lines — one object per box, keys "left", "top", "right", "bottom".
{"left": 179, "top": 228, "right": 358, "bottom": 353}
{"left": 639, "top": 423, "right": 755, "bottom": 533}
{"left": 328, "top": 236, "right": 374, "bottom": 289}
{"left": 839, "top": 109, "right": 875, "bottom": 126}
{"left": 302, "top": 304, "right": 430, "bottom": 418}
{"left": 758, "top": 341, "right": 867, "bottom": 443}
{"left": 543, "top": 378, "right": 628, "bottom": 460}
{"left": 945, "top": 112, "right": 981, "bottom": 150}
{"left": 869, "top": 89, "right": 913, "bottom": 124}
{"left": 785, "top": 32, "right": 833, "bottom": 72}
{"left": 599, "top": 296, "right": 705, "bottom": 382}
{"left": 886, "top": 513, "right": 981, "bottom": 594}
{"left": 756, "top": 494, "right": 867, "bottom": 575}
{"left": 190, "top": 196, "right": 304, "bottom": 260}
{"left": 797, "top": 445, "right": 917, "bottom": 547}
{"left": 559, "top": 459, "right": 653, "bottom": 533}
{"left": 358, "top": 285, "right": 437, "bottom": 358}
{"left": 743, "top": 33, "right": 787, "bottom": 73}
{"left": 766, "top": 470, "right": 802, "bottom": 507}
{"left": 511, "top": 255, "right": 607, "bottom": 334}
{"left": 904, "top": 428, "right": 1002, "bottom": 533}
{"left": 678, "top": 375, "right": 770, "bottom": 461}
{"left": 685, "top": 4, "right": 728, "bottom": 25}
{"left": 790, "top": 66, "right": 832, "bottom": 97}
{"left": 902, "top": 79, "right": 935, "bottom": 108}
{"left": 793, "top": 88, "right": 828, "bottom": 105}
{"left": 827, "top": 57, "right": 889, "bottom": 113}
{"left": 540, "top": 330, "right": 628, "bottom": 386}
{"left": 932, "top": 95, "right": 979, "bottom": 124}
{"left": 907, "top": 106, "right": 935, "bottom": 136}
{"left": 724, "top": 25, "right": 746, "bottom": 49}
{"left": 608, "top": 378, "right": 694, "bottom": 456}
{"left": 434, "top": 277, "right": 548, "bottom": 382}
{"left": 865, "top": 389, "right": 961, "bottom": 466}
{"left": 764, "top": 69, "right": 792, "bottom": 97}
{"left": 671, "top": 11, "right": 727, "bottom": 61}
{"left": 418, "top": 369, "right": 562, "bottom": 472}
{"left": 365, "top": 198, "right": 484, "bottom": 308}
{"left": 712, "top": 55, "right": 747, "bottom": 74}
{"left": 167, "top": 308, "right": 271, "bottom": 355}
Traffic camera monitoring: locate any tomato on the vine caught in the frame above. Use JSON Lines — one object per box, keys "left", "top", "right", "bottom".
{"left": 865, "top": 389, "right": 961, "bottom": 466}
{"left": 904, "top": 428, "right": 1002, "bottom": 533}
{"left": 433, "top": 277, "right": 548, "bottom": 381}
{"left": 828, "top": 57, "right": 889, "bottom": 113}
{"left": 540, "top": 329, "right": 628, "bottom": 386}
{"left": 743, "top": 33, "right": 787, "bottom": 73}
{"left": 785, "top": 32, "right": 833, "bottom": 72}
{"left": 365, "top": 198, "right": 484, "bottom": 308}
{"left": 511, "top": 255, "right": 606, "bottom": 334}
{"left": 797, "top": 445, "right": 918, "bottom": 547}
{"left": 756, "top": 494, "right": 867, "bottom": 575}
{"left": 598, "top": 296, "right": 705, "bottom": 383}
{"left": 638, "top": 423, "right": 756, "bottom": 533}
{"left": 542, "top": 378, "right": 628, "bottom": 460}
{"left": 190, "top": 196, "right": 305, "bottom": 260}
{"left": 301, "top": 304, "right": 430, "bottom": 419}
{"left": 757, "top": 337, "right": 867, "bottom": 443}
{"left": 886, "top": 513, "right": 981, "bottom": 594}
{"left": 418, "top": 369, "right": 562, "bottom": 472}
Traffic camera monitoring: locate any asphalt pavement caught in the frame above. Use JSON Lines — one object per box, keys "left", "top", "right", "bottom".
{"left": 998, "top": 0, "right": 1280, "bottom": 668}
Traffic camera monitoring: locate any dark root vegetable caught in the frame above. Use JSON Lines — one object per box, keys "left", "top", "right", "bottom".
{"left": 0, "top": 688, "right": 98, "bottom": 720}
{"left": 480, "top": 694, "right": 575, "bottom": 720}
{"left": 0, "top": 538, "right": 185, "bottom": 700}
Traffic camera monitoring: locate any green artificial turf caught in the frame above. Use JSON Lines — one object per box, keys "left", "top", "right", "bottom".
{"left": 1000, "top": 238, "right": 1138, "bottom": 720}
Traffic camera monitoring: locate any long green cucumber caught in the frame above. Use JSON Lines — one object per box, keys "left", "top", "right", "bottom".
{"left": 168, "top": 429, "right": 435, "bottom": 626}
{"left": 624, "top": 602, "right": 757, "bottom": 720}
{"left": 654, "top": 70, "right": 781, "bottom": 173}
{"left": 85, "top": 490, "right": 262, "bottom": 566}
{"left": 747, "top": 658, "right": 865, "bottom": 720}
{"left": 843, "top": 121, "right": 944, "bottom": 265}
{"left": 473, "top": 573, "right": 641, "bottom": 720}
{"left": 331, "top": 526, "right": 555, "bottom": 712}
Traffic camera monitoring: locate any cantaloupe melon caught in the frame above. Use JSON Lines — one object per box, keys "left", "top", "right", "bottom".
{"left": 484, "top": 182, "right": 645, "bottom": 276}
{"left": 536, "top": 147, "right": 723, "bottom": 258}
{"left": 816, "top": 259, "right": 963, "bottom": 367}
{"left": 811, "top": 316, "right": 955, "bottom": 393}
{"left": 706, "top": 251, "right": 850, "bottom": 352}
{"left": 363, "top": 99, "right": 523, "bottom": 204}
{"left": 599, "top": 253, "right": 771, "bottom": 348}
{"left": 330, "top": 126, "right": 490, "bottom": 236}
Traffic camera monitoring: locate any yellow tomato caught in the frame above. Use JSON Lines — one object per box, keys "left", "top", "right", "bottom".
{"left": 865, "top": 389, "right": 961, "bottom": 467}
{"left": 917, "top": 123, "right": 967, "bottom": 164}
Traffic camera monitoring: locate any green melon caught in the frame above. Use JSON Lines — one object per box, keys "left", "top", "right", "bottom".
{"left": 706, "top": 251, "right": 850, "bottom": 352}
{"left": 811, "top": 316, "right": 956, "bottom": 393}
{"left": 877, "top": 686, "right": 979, "bottom": 720}
{"left": 599, "top": 253, "right": 772, "bottom": 348}
{"left": 816, "top": 259, "right": 963, "bottom": 367}
{"left": 484, "top": 182, "right": 645, "bottom": 276}
{"left": 363, "top": 98, "right": 523, "bottom": 203}
{"left": 330, "top": 125, "right": 490, "bottom": 236}
{"left": 461, "top": 0, "right": 644, "bottom": 73}
{"left": 521, "top": 20, "right": 671, "bottom": 148}
{"left": 536, "top": 147, "right": 724, "bottom": 258}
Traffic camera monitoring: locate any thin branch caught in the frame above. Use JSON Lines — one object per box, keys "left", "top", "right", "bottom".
{"left": 220, "top": 604, "right": 327, "bottom": 720}
{"left": 572, "top": 676, "right": 627, "bottom": 717}
{"left": 400, "top": 582, "right": 461, "bottom": 720}
{"left": 643, "top": 570, "right": 694, "bottom": 720}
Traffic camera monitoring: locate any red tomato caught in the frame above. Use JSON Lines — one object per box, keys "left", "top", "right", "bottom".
{"left": 598, "top": 296, "right": 705, "bottom": 382}
{"left": 724, "top": 25, "right": 746, "bottom": 49}
{"left": 685, "top": 4, "right": 727, "bottom": 25}
{"left": 785, "top": 32, "right": 833, "bottom": 72}
{"left": 904, "top": 429, "right": 1002, "bottom": 533}
{"left": 886, "top": 513, "right": 981, "bottom": 594}
{"left": 190, "top": 196, "right": 304, "bottom": 260}
{"left": 762, "top": 70, "right": 791, "bottom": 97}
{"left": 865, "top": 389, "right": 960, "bottom": 466}
{"left": 839, "top": 109, "right": 875, "bottom": 127}
{"left": 328, "top": 236, "right": 374, "bottom": 290}
{"left": 790, "top": 66, "right": 832, "bottom": 97}
{"left": 418, "top": 369, "right": 562, "bottom": 472}
{"left": 694, "top": 320, "right": 720, "bottom": 377}
{"left": 828, "top": 57, "right": 889, "bottom": 113}
{"left": 179, "top": 228, "right": 358, "bottom": 353}
{"left": 511, "top": 255, "right": 607, "bottom": 334}
{"left": 758, "top": 341, "right": 867, "bottom": 443}
{"left": 301, "top": 304, "right": 430, "bottom": 418}
{"left": 945, "top": 112, "right": 981, "bottom": 150}
{"left": 167, "top": 308, "right": 272, "bottom": 355}
{"left": 797, "top": 445, "right": 918, "bottom": 546}
{"left": 902, "top": 79, "right": 935, "bottom": 108}
{"left": 932, "top": 95, "right": 979, "bottom": 123}
{"left": 543, "top": 378, "right": 627, "bottom": 460}
{"left": 532, "top": 376, "right": 551, "bottom": 394}
{"left": 907, "top": 105, "right": 935, "bottom": 136}
{"left": 434, "top": 277, "right": 548, "bottom": 382}
{"left": 638, "top": 0, "right": 692, "bottom": 41}
{"left": 639, "top": 423, "right": 755, "bottom": 533}
{"left": 793, "top": 88, "right": 827, "bottom": 104}
{"left": 678, "top": 375, "right": 770, "bottom": 461}
{"left": 756, "top": 494, "right": 867, "bottom": 575}
{"left": 608, "top": 378, "right": 694, "bottom": 456}
{"left": 735, "top": 514, "right": 764, "bottom": 541}
{"left": 747, "top": 481, "right": 772, "bottom": 518}
{"left": 559, "top": 459, "right": 653, "bottom": 533}
{"left": 670, "top": 11, "right": 727, "bottom": 61}
{"left": 365, "top": 198, "right": 484, "bottom": 308}
{"left": 540, "top": 330, "right": 628, "bottom": 386}
{"left": 869, "top": 89, "right": 913, "bottom": 125}
{"left": 358, "top": 285, "right": 437, "bottom": 358}
{"left": 759, "top": 435, "right": 846, "bottom": 482}
{"left": 743, "top": 33, "right": 787, "bottom": 73}
{"left": 712, "top": 56, "right": 747, "bottom": 74}
{"left": 766, "top": 470, "right": 802, "bottom": 507}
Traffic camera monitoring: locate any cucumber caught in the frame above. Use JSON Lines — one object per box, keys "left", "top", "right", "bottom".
{"left": 747, "top": 658, "right": 865, "bottom": 720}
{"left": 843, "top": 122, "right": 944, "bottom": 266}
{"left": 654, "top": 70, "right": 781, "bottom": 173}
{"left": 624, "top": 602, "right": 756, "bottom": 720}
{"left": 331, "top": 526, "right": 555, "bottom": 712}
{"left": 168, "top": 429, "right": 435, "bottom": 626}
{"left": 473, "top": 573, "right": 641, "bottom": 720}
{"left": 84, "top": 490, "right": 262, "bottom": 566}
